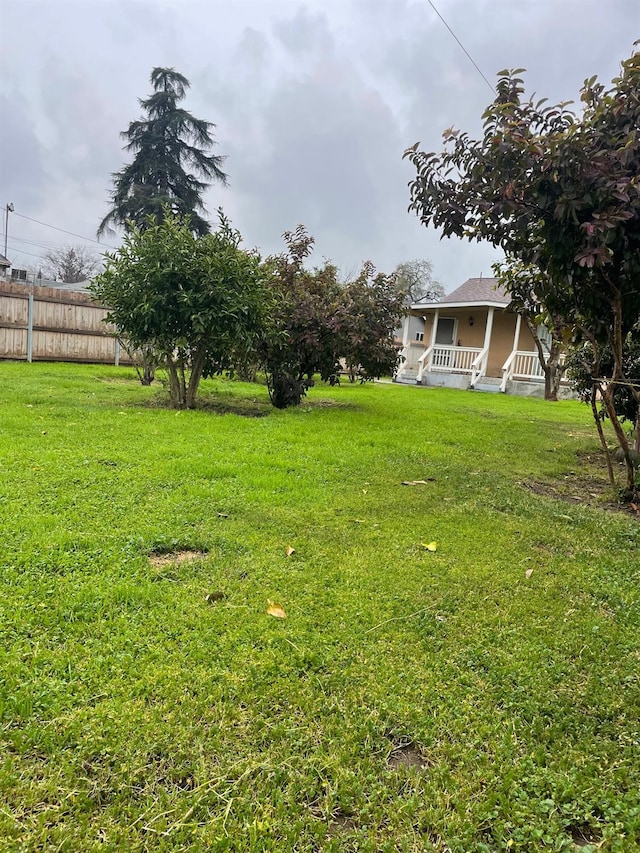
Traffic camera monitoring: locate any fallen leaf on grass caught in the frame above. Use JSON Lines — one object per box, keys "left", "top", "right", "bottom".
{"left": 362, "top": 489, "right": 368, "bottom": 495}
{"left": 525, "top": 569, "right": 534, "bottom": 579}
{"left": 204, "top": 591, "right": 225, "bottom": 604}
{"left": 267, "top": 601, "right": 287, "bottom": 619}
{"left": 421, "top": 541, "right": 438, "bottom": 552}
{"left": 402, "top": 479, "right": 435, "bottom": 486}
{"left": 352, "top": 519, "right": 366, "bottom": 524}
{"left": 216, "top": 512, "right": 229, "bottom": 518}
{"left": 285, "top": 545, "right": 295, "bottom": 557}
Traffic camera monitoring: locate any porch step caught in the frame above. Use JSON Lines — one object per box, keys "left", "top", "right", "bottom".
{"left": 471, "top": 376, "right": 502, "bottom": 393}
{"left": 394, "top": 369, "right": 419, "bottom": 384}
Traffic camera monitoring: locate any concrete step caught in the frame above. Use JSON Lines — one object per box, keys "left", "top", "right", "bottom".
{"left": 471, "top": 377, "right": 502, "bottom": 393}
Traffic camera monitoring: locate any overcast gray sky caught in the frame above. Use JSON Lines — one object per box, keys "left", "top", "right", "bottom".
{"left": 0, "top": 0, "right": 637, "bottom": 290}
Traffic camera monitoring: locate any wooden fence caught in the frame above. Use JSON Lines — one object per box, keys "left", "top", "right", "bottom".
{"left": 0, "top": 280, "right": 133, "bottom": 365}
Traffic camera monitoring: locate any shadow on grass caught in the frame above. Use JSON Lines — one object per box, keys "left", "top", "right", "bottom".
{"left": 142, "top": 390, "right": 271, "bottom": 418}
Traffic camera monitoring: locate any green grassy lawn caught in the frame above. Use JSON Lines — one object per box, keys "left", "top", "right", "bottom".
{"left": 1, "top": 362, "right": 639, "bottom": 852}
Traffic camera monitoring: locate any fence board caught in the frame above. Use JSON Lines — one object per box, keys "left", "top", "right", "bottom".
{"left": 0, "top": 280, "right": 133, "bottom": 365}
{"left": 0, "top": 293, "right": 29, "bottom": 326}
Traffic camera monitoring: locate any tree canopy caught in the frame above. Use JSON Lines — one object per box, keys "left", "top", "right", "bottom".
{"left": 404, "top": 47, "right": 640, "bottom": 492}
{"left": 260, "top": 227, "right": 404, "bottom": 408}
{"left": 91, "top": 212, "right": 270, "bottom": 409}
{"left": 393, "top": 259, "right": 443, "bottom": 305}
{"left": 41, "top": 245, "right": 102, "bottom": 283}
{"left": 98, "top": 67, "right": 227, "bottom": 238}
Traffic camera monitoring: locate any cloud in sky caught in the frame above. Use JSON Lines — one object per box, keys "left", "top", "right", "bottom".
{"left": 0, "top": 0, "right": 637, "bottom": 287}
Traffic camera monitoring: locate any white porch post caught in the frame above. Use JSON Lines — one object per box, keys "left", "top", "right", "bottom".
{"left": 428, "top": 308, "right": 439, "bottom": 370}
{"left": 511, "top": 312, "right": 522, "bottom": 352}
{"left": 401, "top": 313, "right": 411, "bottom": 347}
{"left": 483, "top": 307, "right": 495, "bottom": 354}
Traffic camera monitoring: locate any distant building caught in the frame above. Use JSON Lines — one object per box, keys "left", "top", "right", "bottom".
{"left": 0, "top": 253, "right": 10, "bottom": 277}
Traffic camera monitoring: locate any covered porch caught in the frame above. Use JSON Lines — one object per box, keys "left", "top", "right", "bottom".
{"left": 394, "top": 278, "right": 561, "bottom": 395}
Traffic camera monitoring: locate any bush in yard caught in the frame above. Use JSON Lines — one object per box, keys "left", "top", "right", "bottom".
{"left": 259, "top": 226, "right": 342, "bottom": 408}
{"left": 338, "top": 261, "right": 405, "bottom": 383}
{"left": 260, "top": 227, "right": 403, "bottom": 407}
{"left": 91, "top": 211, "right": 271, "bottom": 409}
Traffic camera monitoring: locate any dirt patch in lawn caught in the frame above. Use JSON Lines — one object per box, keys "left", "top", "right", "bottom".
{"left": 569, "top": 822, "right": 601, "bottom": 848}
{"left": 522, "top": 449, "right": 640, "bottom": 517}
{"left": 327, "top": 812, "right": 358, "bottom": 837}
{"left": 145, "top": 393, "right": 270, "bottom": 417}
{"left": 149, "top": 550, "right": 207, "bottom": 568}
{"left": 387, "top": 742, "right": 430, "bottom": 771}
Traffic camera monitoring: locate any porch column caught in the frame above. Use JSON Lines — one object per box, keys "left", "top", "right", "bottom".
{"left": 401, "top": 313, "right": 411, "bottom": 347}
{"left": 511, "top": 312, "right": 522, "bottom": 352}
{"left": 482, "top": 307, "right": 495, "bottom": 353}
{"left": 428, "top": 308, "right": 439, "bottom": 370}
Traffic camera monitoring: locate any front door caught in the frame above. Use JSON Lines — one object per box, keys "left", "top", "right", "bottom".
{"left": 434, "top": 317, "right": 456, "bottom": 367}
{"left": 435, "top": 317, "right": 455, "bottom": 345}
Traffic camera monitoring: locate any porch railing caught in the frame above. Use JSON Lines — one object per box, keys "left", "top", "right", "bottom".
{"left": 500, "top": 350, "right": 566, "bottom": 392}
{"left": 417, "top": 344, "right": 483, "bottom": 379}
{"left": 395, "top": 342, "right": 426, "bottom": 381}
{"left": 470, "top": 346, "right": 490, "bottom": 388}
{"left": 398, "top": 343, "right": 491, "bottom": 385}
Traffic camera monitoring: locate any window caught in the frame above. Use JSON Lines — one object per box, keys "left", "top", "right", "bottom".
{"left": 415, "top": 332, "right": 424, "bottom": 342}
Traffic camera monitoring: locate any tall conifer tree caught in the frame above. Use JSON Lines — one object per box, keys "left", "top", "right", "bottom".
{"left": 98, "top": 67, "right": 227, "bottom": 237}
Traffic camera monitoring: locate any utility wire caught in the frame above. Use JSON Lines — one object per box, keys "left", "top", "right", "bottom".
{"left": 1, "top": 233, "right": 80, "bottom": 252}
{"left": 426, "top": 0, "right": 495, "bottom": 94}
{"left": 5, "top": 244, "right": 50, "bottom": 261}
{"left": 11, "top": 211, "right": 118, "bottom": 250}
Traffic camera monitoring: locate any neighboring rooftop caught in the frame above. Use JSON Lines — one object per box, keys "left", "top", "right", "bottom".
{"left": 0, "top": 253, "right": 10, "bottom": 268}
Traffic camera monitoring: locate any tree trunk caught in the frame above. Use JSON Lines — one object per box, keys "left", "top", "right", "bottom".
{"left": 590, "top": 382, "right": 616, "bottom": 489}
{"left": 524, "top": 315, "right": 563, "bottom": 401}
{"left": 609, "top": 290, "right": 635, "bottom": 494}
{"left": 543, "top": 341, "right": 566, "bottom": 402}
{"left": 166, "top": 358, "right": 182, "bottom": 408}
{"left": 603, "top": 383, "right": 635, "bottom": 493}
{"left": 139, "top": 347, "right": 156, "bottom": 386}
{"left": 185, "top": 350, "right": 206, "bottom": 409}
{"left": 544, "top": 366, "right": 557, "bottom": 402}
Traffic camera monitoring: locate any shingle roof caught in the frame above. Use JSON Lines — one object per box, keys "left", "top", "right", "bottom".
{"left": 0, "top": 253, "right": 10, "bottom": 267}
{"left": 439, "top": 277, "right": 510, "bottom": 305}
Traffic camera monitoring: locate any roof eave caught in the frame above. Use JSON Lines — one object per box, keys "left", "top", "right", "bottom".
{"left": 410, "top": 299, "right": 511, "bottom": 311}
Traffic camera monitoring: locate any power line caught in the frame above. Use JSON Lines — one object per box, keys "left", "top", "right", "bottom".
{"left": 10, "top": 211, "right": 118, "bottom": 250}
{"left": 426, "top": 0, "right": 495, "bottom": 94}
{"left": 0, "top": 233, "right": 77, "bottom": 252}
{"left": 5, "top": 244, "right": 48, "bottom": 261}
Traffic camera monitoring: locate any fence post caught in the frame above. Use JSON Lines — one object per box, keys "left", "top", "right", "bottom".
{"left": 27, "top": 294, "right": 33, "bottom": 362}
{"left": 114, "top": 338, "right": 120, "bottom": 366}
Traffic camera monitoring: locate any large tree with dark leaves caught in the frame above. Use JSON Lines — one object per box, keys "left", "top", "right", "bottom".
{"left": 98, "top": 67, "right": 227, "bottom": 237}
{"left": 404, "top": 48, "right": 640, "bottom": 494}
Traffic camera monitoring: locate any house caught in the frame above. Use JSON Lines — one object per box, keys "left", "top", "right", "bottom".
{"left": 0, "top": 253, "right": 10, "bottom": 278}
{"left": 395, "top": 276, "right": 567, "bottom": 396}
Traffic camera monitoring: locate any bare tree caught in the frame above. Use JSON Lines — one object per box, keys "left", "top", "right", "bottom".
{"left": 41, "top": 245, "right": 102, "bottom": 283}
{"left": 394, "top": 259, "right": 443, "bottom": 304}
